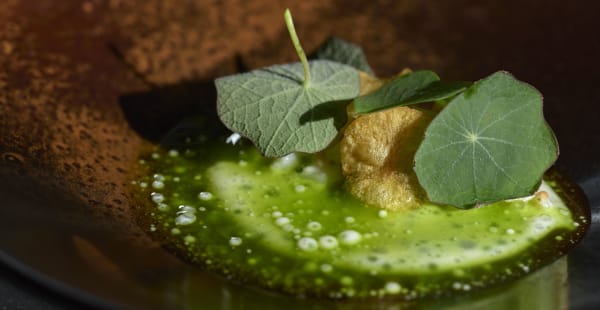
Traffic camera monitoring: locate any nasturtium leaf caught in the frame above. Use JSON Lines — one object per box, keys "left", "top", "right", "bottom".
{"left": 353, "top": 70, "right": 440, "bottom": 114}
{"left": 216, "top": 60, "right": 359, "bottom": 157}
{"left": 414, "top": 71, "right": 558, "bottom": 208}
{"left": 401, "top": 81, "right": 471, "bottom": 105}
{"left": 314, "top": 37, "right": 374, "bottom": 75}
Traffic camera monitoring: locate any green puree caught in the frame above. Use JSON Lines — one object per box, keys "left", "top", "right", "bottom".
{"left": 136, "top": 138, "right": 584, "bottom": 300}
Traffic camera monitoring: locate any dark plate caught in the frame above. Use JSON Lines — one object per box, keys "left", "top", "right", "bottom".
{"left": 1, "top": 1, "right": 599, "bottom": 309}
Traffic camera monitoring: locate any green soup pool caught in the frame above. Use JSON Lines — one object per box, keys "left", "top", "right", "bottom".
{"left": 133, "top": 127, "right": 589, "bottom": 300}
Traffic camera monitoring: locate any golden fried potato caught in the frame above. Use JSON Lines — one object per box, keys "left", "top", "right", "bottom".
{"left": 358, "top": 71, "right": 386, "bottom": 96}
{"left": 340, "top": 106, "right": 434, "bottom": 210}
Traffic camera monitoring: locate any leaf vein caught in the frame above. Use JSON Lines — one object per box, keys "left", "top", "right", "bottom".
{"left": 478, "top": 101, "right": 535, "bottom": 135}
{"left": 475, "top": 140, "right": 518, "bottom": 185}
{"left": 267, "top": 90, "right": 304, "bottom": 153}
{"left": 478, "top": 136, "right": 547, "bottom": 151}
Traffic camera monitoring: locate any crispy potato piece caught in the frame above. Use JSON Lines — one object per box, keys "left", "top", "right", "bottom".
{"left": 340, "top": 106, "right": 434, "bottom": 210}
{"left": 358, "top": 71, "right": 386, "bottom": 96}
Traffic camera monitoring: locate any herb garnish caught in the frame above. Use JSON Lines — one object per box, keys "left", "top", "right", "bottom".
{"left": 414, "top": 72, "right": 558, "bottom": 207}
{"left": 353, "top": 70, "right": 470, "bottom": 114}
{"left": 214, "top": 9, "right": 558, "bottom": 207}
{"left": 216, "top": 10, "right": 360, "bottom": 157}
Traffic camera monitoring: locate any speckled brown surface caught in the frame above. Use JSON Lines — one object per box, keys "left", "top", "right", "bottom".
{"left": 1, "top": 0, "right": 148, "bottom": 245}
{"left": 1, "top": 0, "right": 599, "bottom": 307}
{"left": 0, "top": 0, "right": 472, "bottom": 246}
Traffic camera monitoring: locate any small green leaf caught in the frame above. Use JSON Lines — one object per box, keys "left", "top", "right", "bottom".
{"left": 414, "top": 71, "right": 559, "bottom": 207}
{"left": 216, "top": 60, "right": 359, "bottom": 157}
{"left": 353, "top": 71, "right": 440, "bottom": 114}
{"left": 401, "top": 81, "right": 471, "bottom": 105}
{"left": 313, "top": 37, "right": 374, "bottom": 75}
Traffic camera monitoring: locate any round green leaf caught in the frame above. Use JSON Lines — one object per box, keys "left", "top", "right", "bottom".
{"left": 414, "top": 72, "right": 558, "bottom": 207}
{"left": 216, "top": 60, "right": 359, "bottom": 157}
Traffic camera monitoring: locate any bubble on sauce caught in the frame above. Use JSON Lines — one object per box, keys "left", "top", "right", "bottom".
{"left": 151, "top": 192, "right": 164, "bottom": 203}
{"left": 184, "top": 235, "right": 196, "bottom": 244}
{"left": 518, "top": 263, "right": 530, "bottom": 272}
{"left": 378, "top": 210, "right": 388, "bottom": 218}
{"left": 339, "top": 230, "right": 362, "bottom": 245}
{"left": 271, "top": 153, "right": 298, "bottom": 171}
{"left": 302, "top": 165, "right": 328, "bottom": 183}
{"left": 319, "top": 235, "right": 339, "bottom": 249}
{"left": 198, "top": 191, "right": 213, "bottom": 201}
{"left": 559, "top": 209, "right": 569, "bottom": 216}
{"left": 229, "top": 237, "right": 243, "bottom": 246}
{"left": 175, "top": 213, "right": 196, "bottom": 225}
{"left": 295, "top": 185, "right": 307, "bottom": 193}
{"left": 276, "top": 217, "right": 290, "bottom": 226}
{"left": 157, "top": 203, "right": 168, "bottom": 211}
{"left": 384, "top": 282, "right": 401, "bottom": 294}
{"left": 298, "top": 237, "right": 318, "bottom": 251}
{"left": 175, "top": 205, "right": 197, "bottom": 225}
{"left": 307, "top": 221, "right": 322, "bottom": 231}
{"left": 320, "top": 264, "right": 333, "bottom": 273}
{"left": 531, "top": 214, "right": 555, "bottom": 233}
{"left": 152, "top": 180, "right": 165, "bottom": 189}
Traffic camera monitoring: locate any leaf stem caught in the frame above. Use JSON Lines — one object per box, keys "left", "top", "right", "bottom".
{"left": 284, "top": 9, "right": 311, "bottom": 87}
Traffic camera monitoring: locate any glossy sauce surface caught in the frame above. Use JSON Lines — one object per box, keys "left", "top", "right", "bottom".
{"left": 134, "top": 130, "right": 589, "bottom": 300}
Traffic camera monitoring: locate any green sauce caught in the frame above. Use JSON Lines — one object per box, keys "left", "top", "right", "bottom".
{"left": 134, "top": 130, "right": 588, "bottom": 300}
